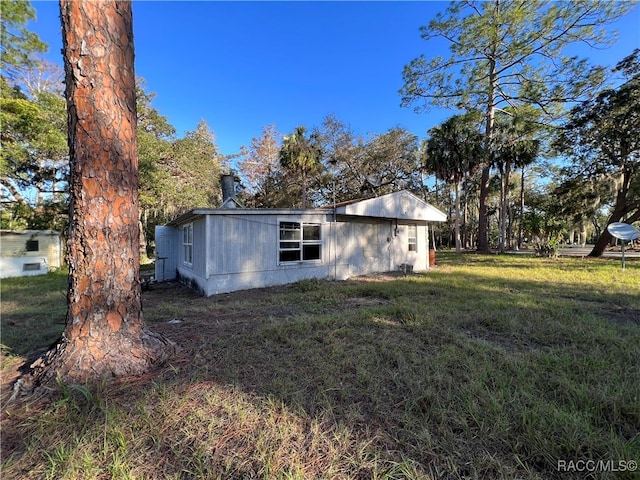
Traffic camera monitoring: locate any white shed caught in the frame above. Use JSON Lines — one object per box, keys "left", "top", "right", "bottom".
{"left": 155, "top": 190, "right": 446, "bottom": 296}
{"left": 0, "top": 230, "right": 63, "bottom": 279}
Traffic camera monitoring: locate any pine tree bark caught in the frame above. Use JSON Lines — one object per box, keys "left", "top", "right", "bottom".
{"left": 20, "top": 0, "right": 174, "bottom": 391}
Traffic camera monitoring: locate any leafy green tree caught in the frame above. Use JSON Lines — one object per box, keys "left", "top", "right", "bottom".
{"left": 360, "top": 128, "right": 421, "bottom": 196}
{"left": 279, "top": 125, "right": 323, "bottom": 208}
{"left": 524, "top": 179, "right": 573, "bottom": 247}
{"left": 0, "top": 1, "right": 69, "bottom": 230}
{"left": 166, "top": 120, "right": 225, "bottom": 213}
{"left": 423, "top": 113, "right": 484, "bottom": 253}
{"left": 136, "top": 78, "right": 176, "bottom": 252}
{"left": 0, "top": 76, "right": 68, "bottom": 215}
{"left": 0, "top": 0, "right": 47, "bottom": 79}
{"left": 400, "top": 0, "right": 632, "bottom": 252}
{"left": 553, "top": 50, "right": 640, "bottom": 257}
{"left": 315, "top": 114, "right": 365, "bottom": 202}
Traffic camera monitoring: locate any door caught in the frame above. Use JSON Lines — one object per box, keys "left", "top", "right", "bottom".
{"left": 155, "top": 226, "right": 179, "bottom": 281}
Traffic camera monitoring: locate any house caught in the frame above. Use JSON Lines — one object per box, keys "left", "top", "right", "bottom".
{"left": 155, "top": 190, "right": 446, "bottom": 296}
{"left": 0, "top": 230, "right": 63, "bottom": 279}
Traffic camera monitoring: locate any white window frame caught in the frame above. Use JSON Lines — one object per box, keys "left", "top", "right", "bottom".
{"left": 183, "top": 223, "right": 193, "bottom": 266}
{"left": 278, "top": 221, "right": 322, "bottom": 264}
{"left": 408, "top": 224, "right": 417, "bottom": 252}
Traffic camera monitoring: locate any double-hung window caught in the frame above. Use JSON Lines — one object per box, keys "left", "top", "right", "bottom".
{"left": 183, "top": 223, "right": 193, "bottom": 265}
{"left": 408, "top": 224, "right": 417, "bottom": 252}
{"left": 279, "top": 221, "right": 322, "bottom": 263}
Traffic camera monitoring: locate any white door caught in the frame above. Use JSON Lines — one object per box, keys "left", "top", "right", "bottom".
{"left": 155, "top": 226, "right": 179, "bottom": 281}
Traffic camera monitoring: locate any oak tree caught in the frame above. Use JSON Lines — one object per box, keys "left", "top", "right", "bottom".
{"left": 316, "top": 115, "right": 421, "bottom": 203}
{"left": 554, "top": 50, "right": 640, "bottom": 257}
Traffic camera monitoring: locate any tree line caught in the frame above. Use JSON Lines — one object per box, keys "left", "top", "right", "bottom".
{"left": 2, "top": 0, "right": 638, "bottom": 259}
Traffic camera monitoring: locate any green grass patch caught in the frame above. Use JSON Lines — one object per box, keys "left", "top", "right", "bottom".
{"left": 1, "top": 269, "right": 68, "bottom": 356}
{"left": 2, "top": 253, "right": 639, "bottom": 479}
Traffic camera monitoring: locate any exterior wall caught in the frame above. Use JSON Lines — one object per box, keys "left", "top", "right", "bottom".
{"left": 0, "top": 230, "right": 62, "bottom": 278}
{"left": 334, "top": 219, "right": 428, "bottom": 277}
{"left": 154, "top": 226, "right": 179, "bottom": 281}
{"left": 167, "top": 214, "right": 434, "bottom": 296}
{"left": 202, "top": 212, "right": 332, "bottom": 295}
{"left": 339, "top": 190, "right": 447, "bottom": 223}
{"left": 0, "top": 256, "right": 49, "bottom": 278}
{"left": 174, "top": 217, "right": 208, "bottom": 295}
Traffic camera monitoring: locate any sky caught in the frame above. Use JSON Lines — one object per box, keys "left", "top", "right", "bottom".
{"left": 28, "top": 1, "right": 640, "bottom": 160}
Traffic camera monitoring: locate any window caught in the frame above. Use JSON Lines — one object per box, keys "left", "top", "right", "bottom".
{"left": 26, "top": 239, "right": 39, "bottom": 252}
{"left": 279, "top": 221, "right": 322, "bottom": 263}
{"left": 23, "top": 263, "right": 41, "bottom": 271}
{"left": 408, "top": 224, "right": 417, "bottom": 252}
{"left": 183, "top": 223, "right": 193, "bottom": 265}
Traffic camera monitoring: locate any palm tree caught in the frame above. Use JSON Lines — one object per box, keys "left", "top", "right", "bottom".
{"left": 493, "top": 108, "right": 541, "bottom": 252}
{"left": 423, "top": 114, "right": 484, "bottom": 253}
{"left": 279, "top": 126, "right": 322, "bottom": 208}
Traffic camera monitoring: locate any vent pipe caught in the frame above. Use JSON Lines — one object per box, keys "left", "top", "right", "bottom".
{"left": 221, "top": 174, "right": 236, "bottom": 205}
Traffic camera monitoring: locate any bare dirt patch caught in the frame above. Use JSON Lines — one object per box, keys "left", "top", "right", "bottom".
{"left": 599, "top": 305, "right": 640, "bottom": 326}
{"left": 344, "top": 297, "right": 388, "bottom": 307}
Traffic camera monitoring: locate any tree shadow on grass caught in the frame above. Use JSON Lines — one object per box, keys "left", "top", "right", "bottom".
{"left": 137, "top": 263, "right": 640, "bottom": 478}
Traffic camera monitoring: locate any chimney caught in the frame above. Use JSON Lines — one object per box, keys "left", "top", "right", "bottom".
{"left": 220, "top": 173, "right": 237, "bottom": 208}
{"left": 221, "top": 174, "right": 235, "bottom": 201}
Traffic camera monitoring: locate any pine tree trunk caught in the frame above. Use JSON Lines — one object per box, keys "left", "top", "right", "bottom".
{"left": 498, "top": 160, "right": 511, "bottom": 253}
{"left": 478, "top": 14, "right": 498, "bottom": 254}
{"left": 23, "top": 0, "right": 174, "bottom": 390}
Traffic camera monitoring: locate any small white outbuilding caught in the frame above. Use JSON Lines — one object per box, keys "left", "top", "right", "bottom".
{"left": 155, "top": 190, "right": 446, "bottom": 296}
{"left": 0, "top": 230, "right": 63, "bottom": 279}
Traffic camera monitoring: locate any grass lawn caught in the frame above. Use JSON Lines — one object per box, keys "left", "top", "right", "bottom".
{"left": 1, "top": 253, "right": 639, "bottom": 479}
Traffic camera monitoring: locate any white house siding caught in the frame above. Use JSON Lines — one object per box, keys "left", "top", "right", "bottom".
{"left": 0, "top": 230, "right": 62, "bottom": 278}
{"left": 335, "top": 219, "right": 387, "bottom": 276}
{"left": 166, "top": 216, "right": 435, "bottom": 296}
{"left": 154, "top": 226, "right": 179, "bottom": 281}
{"left": 334, "top": 219, "right": 428, "bottom": 277}
{"left": 337, "top": 191, "right": 447, "bottom": 224}
{"left": 202, "top": 212, "right": 333, "bottom": 295}
{"left": 161, "top": 191, "right": 446, "bottom": 296}
{"left": 0, "top": 256, "right": 49, "bottom": 278}
{"left": 172, "top": 217, "right": 208, "bottom": 294}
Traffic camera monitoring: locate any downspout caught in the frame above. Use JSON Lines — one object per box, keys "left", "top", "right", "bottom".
{"left": 390, "top": 219, "right": 397, "bottom": 272}
{"left": 333, "top": 181, "right": 337, "bottom": 280}
{"left": 205, "top": 215, "right": 211, "bottom": 281}
{"left": 426, "top": 223, "right": 430, "bottom": 270}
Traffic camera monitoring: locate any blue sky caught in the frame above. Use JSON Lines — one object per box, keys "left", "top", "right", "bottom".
{"left": 29, "top": 1, "right": 640, "bottom": 159}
